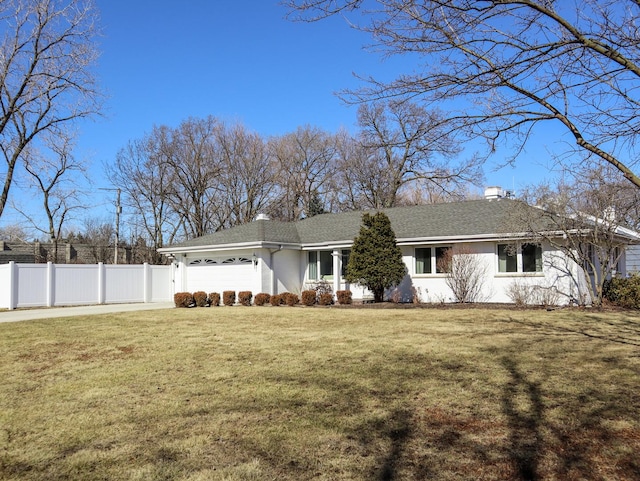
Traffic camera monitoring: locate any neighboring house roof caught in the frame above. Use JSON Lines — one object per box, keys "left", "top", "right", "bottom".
{"left": 160, "top": 198, "right": 556, "bottom": 253}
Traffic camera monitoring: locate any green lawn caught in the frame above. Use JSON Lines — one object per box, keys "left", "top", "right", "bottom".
{"left": 0, "top": 306, "right": 639, "bottom": 480}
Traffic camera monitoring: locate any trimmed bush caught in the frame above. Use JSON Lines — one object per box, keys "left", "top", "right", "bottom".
{"left": 270, "top": 294, "right": 282, "bottom": 306}
{"left": 193, "top": 291, "right": 208, "bottom": 307}
{"left": 209, "top": 292, "right": 220, "bottom": 307}
{"left": 318, "top": 293, "right": 334, "bottom": 306}
{"left": 254, "top": 293, "right": 271, "bottom": 306}
{"left": 238, "top": 291, "right": 253, "bottom": 306}
{"left": 174, "top": 292, "right": 194, "bottom": 308}
{"left": 603, "top": 274, "right": 640, "bottom": 309}
{"left": 336, "top": 290, "right": 352, "bottom": 305}
{"left": 282, "top": 292, "right": 299, "bottom": 306}
{"left": 301, "top": 290, "right": 316, "bottom": 306}
{"left": 223, "top": 290, "right": 236, "bottom": 306}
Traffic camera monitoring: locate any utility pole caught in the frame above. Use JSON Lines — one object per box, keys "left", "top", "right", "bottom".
{"left": 114, "top": 188, "right": 121, "bottom": 265}
{"left": 100, "top": 188, "right": 122, "bottom": 264}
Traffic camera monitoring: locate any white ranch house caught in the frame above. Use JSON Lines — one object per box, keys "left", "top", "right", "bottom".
{"left": 159, "top": 192, "right": 637, "bottom": 305}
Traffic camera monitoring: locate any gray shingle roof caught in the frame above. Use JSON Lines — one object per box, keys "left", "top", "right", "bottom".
{"left": 297, "top": 198, "right": 524, "bottom": 244}
{"left": 163, "top": 198, "right": 542, "bottom": 251}
{"left": 169, "top": 219, "right": 300, "bottom": 248}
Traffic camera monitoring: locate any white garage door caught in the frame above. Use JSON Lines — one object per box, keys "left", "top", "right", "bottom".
{"left": 185, "top": 256, "right": 255, "bottom": 294}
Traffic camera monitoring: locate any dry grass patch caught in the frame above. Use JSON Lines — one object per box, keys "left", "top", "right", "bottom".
{"left": 0, "top": 307, "right": 639, "bottom": 480}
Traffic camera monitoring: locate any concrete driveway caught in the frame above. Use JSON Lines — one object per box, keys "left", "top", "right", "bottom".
{"left": 0, "top": 302, "right": 175, "bottom": 323}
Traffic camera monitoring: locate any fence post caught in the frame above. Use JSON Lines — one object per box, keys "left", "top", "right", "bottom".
{"left": 46, "top": 262, "right": 54, "bottom": 307}
{"left": 98, "top": 262, "right": 105, "bottom": 304}
{"left": 143, "top": 263, "right": 151, "bottom": 303}
{"left": 8, "top": 261, "right": 15, "bottom": 310}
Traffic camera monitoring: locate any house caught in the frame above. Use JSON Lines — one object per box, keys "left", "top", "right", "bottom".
{"left": 0, "top": 240, "right": 132, "bottom": 264}
{"left": 158, "top": 190, "right": 637, "bottom": 305}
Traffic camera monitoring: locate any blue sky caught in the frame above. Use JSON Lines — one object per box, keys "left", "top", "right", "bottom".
{"left": 7, "top": 0, "right": 561, "bottom": 235}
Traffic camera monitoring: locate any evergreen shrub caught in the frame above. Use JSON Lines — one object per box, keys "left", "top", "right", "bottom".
{"left": 301, "top": 290, "right": 317, "bottom": 306}
{"left": 238, "top": 291, "right": 253, "bottom": 306}
{"left": 336, "top": 290, "right": 352, "bottom": 305}
{"left": 603, "top": 274, "right": 640, "bottom": 309}
{"left": 174, "top": 292, "right": 194, "bottom": 308}
{"left": 270, "top": 294, "right": 282, "bottom": 306}
{"left": 282, "top": 292, "right": 299, "bottom": 306}
{"left": 254, "top": 293, "right": 271, "bottom": 306}
{"left": 318, "top": 293, "right": 333, "bottom": 306}
{"left": 193, "top": 291, "right": 208, "bottom": 307}
{"left": 209, "top": 292, "right": 220, "bottom": 306}
{"left": 223, "top": 291, "right": 236, "bottom": 306}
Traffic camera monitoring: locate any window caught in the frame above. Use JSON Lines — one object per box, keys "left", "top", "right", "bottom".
{"left": 522, "top": 243, "right": 542, "bottom": 272}
{"left": 320, "top": 251, "right": 333, "bottom": 279}
{"left": 498, "top": 244, "right": 517, "bottom": 273}
{"left": 415, "top": 246, "right": 451, "bottom": 274}
{"left": 415, "top": 247, "right": 432, "bottom": 274}
{"left": 497, "top": 243, "right": 542, "bottom": 273}
{"left": 308, "top": 250, "right": 334, "bottom": 280}
{"left": 435, "top": 247, "right": 451, "bottom": 273}
{"left": 341, "top": 249, "right": 351, "bottom": 277}
{"left": 308, "top": 251, "right": 318, "bottom": 280}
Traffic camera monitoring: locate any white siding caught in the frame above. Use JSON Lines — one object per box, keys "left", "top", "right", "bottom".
{"left": 626, "top": 245, "right": 640, "bottom": 274}
{"left": 273, "top": 249, "right": 301, "bottom": 294}
{"left": 398, "top": 241, "right": 584, "bottom": 305}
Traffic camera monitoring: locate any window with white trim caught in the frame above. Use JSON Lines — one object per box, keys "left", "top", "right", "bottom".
{"left": 414, "top": 246, "right": 451, "bottom": 274}
{"left": 308, "top": 250, "right": 334, "bottom": 280}
{"left": 497, "top": 243, "right": 542, "bottom": 273}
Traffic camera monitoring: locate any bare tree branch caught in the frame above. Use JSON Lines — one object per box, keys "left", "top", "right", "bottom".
{"left": 287, "top": 0, "right": 640, "bottom": 188}
{"left": 0, "top": 0, "right": 101, "bottom": 218}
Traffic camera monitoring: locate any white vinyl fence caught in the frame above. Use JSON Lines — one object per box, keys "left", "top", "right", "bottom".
{"left": 0, "top": 262, "right": 173, "bottom": 310}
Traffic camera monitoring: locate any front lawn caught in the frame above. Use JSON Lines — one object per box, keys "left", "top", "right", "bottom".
{"left": 0, "top": 307, "right": 638, "bottom": 480}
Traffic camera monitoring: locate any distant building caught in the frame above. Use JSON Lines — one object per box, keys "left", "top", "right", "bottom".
{"left": 0, "top": 241, "right": 132, "bottom": 264}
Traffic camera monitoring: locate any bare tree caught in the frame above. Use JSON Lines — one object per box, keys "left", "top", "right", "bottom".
{"left": 74, "top": 217, "right": 114, "bottom": 263}
{"left": 17, "top": 131, "right": 86, "bottom": 261}
{"left": 287, "top": 0, "right": 640, "bottom": 188}
{"left": 334, "top": 128, "right": 399, "bottom": 210}
{"left": 215, "top": 122, "right": 276, "bottom": 227}
{"left": 353, "top": 100, "right": 479, "bottom": 208}
{"left": 0, "top": 224, "right": 29, "bottom": 242}
{"left": 269, "top": 126, "right": 337, "bottom": 221}
{"left": 437, "top": 245, "right": 488, "bottom": 303}
{"left": 0, "top": 0, "right": 101, "bottom": 218}
{"left": 162, "top": 116, "right": 222, "bottom": 239}
{"left": 517, "top": 166, "right": 639, "bottom": 306}
{"left": 110, "top": 118, "right": 279, "bottom": 252}
{"left": 108, "top": 126, "right": 181, "bottom": 264}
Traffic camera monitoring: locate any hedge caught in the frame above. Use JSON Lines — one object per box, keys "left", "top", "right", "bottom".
{"left": 174, "top": 292, "right": 194, "bottom": 308}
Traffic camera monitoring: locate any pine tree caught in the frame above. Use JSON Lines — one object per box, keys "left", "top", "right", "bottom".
{"left": 306, "top": 191, "right": 325, "bottom": 218}
{"left": 345, "top": 212, "right": 406, "bottom": 302}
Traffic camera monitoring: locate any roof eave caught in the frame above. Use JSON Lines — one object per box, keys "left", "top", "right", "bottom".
{"left": 158, "top": 241, "right": 302, "bottom": 255}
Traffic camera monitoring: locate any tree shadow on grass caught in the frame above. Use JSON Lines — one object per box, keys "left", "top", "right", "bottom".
{"left": 506, "top": 313, "right": 640, "bottom": 349}
{"left": 372, "top": 408, "right": 413, "bottom": 481}
{"left": 501, "top": 356, "right": 544, "bottom": 481}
